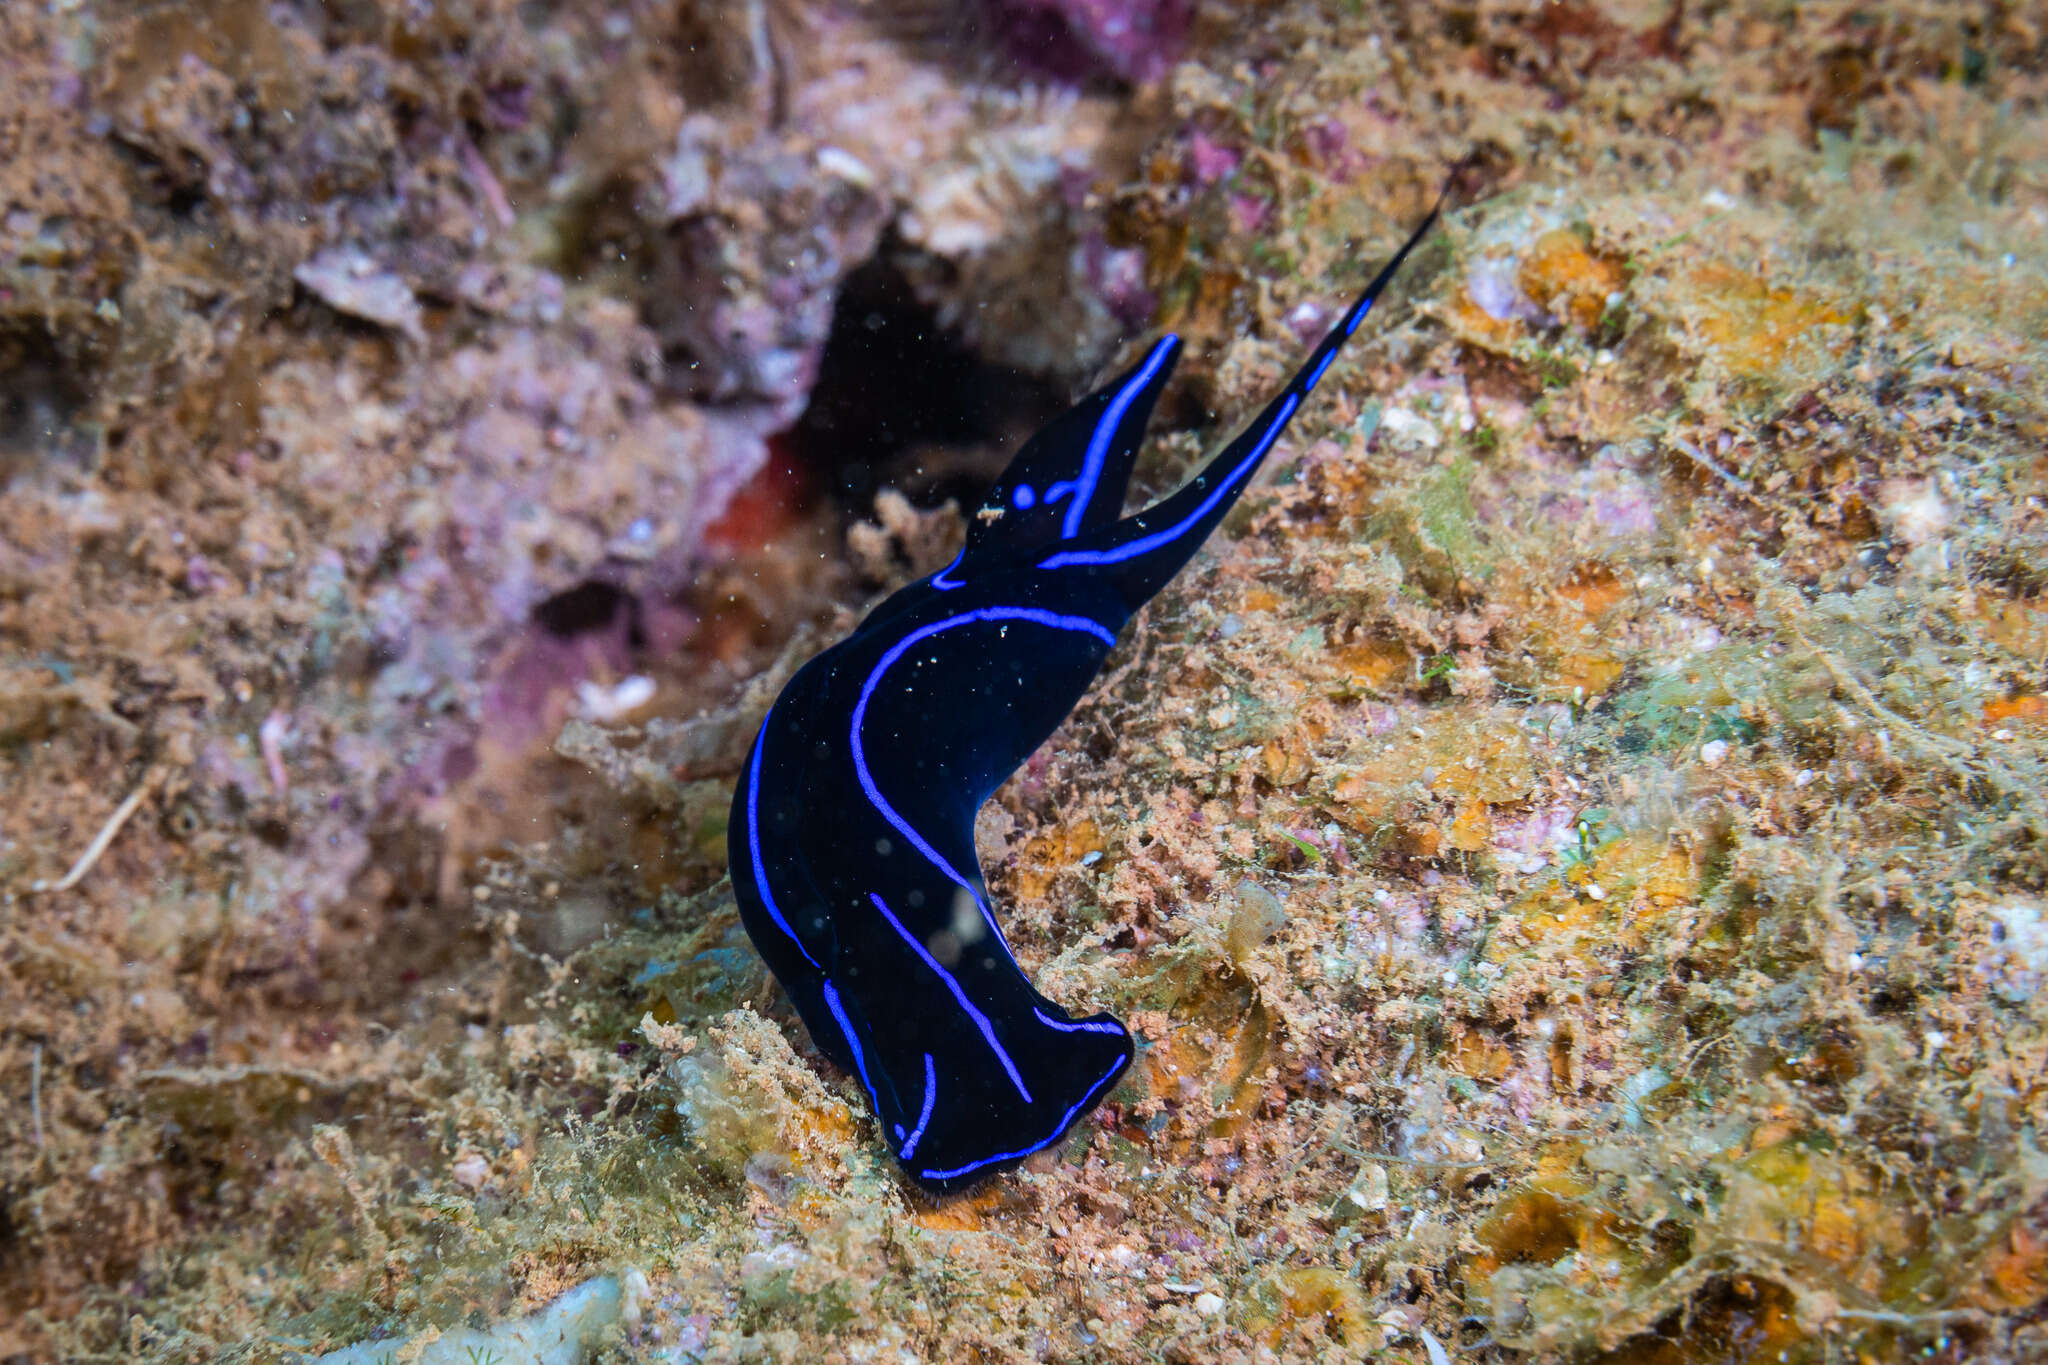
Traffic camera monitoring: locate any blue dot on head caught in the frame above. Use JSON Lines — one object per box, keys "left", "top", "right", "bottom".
{"left": 1011, "top": 484, "right": 1036, "bottom": 509}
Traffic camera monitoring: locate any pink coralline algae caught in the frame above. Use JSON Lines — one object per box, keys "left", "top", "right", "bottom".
{"left": 989, "top": 0, "right": 1191, "bottom": 84}
{"left": 359, "top": 304, "right": 771, "bottom": 706}
{"left": 1299, "top": 118, "right": 1371, "bottom": 182}
{"left": 252, "top": 292, "right": 772, "bottom": 899}
{"left": 1227, "top": 192, "right": 1271, "bottom": 236}
{"left": 650, "top": 119, "right": 889, "bottom": 424}
{"left": 1186, "top": 131, "right": 1241, "bottom": 185}
{"left": 1075, "top": 234, "right": 1156, "bottom": 330}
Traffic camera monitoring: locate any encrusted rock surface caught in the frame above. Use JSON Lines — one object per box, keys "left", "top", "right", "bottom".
{"left": 4, "top": 2, "right": 2047, "bottom": 1362}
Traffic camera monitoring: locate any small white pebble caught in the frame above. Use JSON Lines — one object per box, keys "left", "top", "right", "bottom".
{"left": 1379, "top": 405, "right": 1442, "bottom": 450}
{"left": 816, "top": 145, "right": 876, "bottom": 187}
{"left": 1285, "top": 300, "right": 1330, "bottom": 334}
{"left": 1700, "top": 739, "right": 1729, "bottom": 767}
{"left": 451, "top": 1153, "right": 491, "bottom": 1190}
{"left": 1193, "top": 1292, "right": 1225, "bottom": 1317}
{"left": 576, "top": 674, "right": 656, "bottom": 722}
{"left": 1881, "top": 479, "right": 1951, "bottom": 546}
{"left": 1993, "top": 728, "right": 2015, "bottom": 742}
{"left": 620, "top": 1267, "right": 652, "bottom": 1329}
{"left": 1584, "top": 882, "right": 1606, "bottom": 902}
{"left": 1794, "top": 768, "right": 1815, "bottom": 787}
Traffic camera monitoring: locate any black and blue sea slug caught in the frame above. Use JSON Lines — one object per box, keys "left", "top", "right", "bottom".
{"left": 730, "top": 206, "right": 1439, "bottom": 1195}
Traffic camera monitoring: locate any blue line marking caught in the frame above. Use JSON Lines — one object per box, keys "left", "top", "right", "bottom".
{"left": 871, "top": 892, "right": 1032, "bottom": 1103}
{"left": 899, "top": 1052, "right": 937, "bottom": 1160}
{"left": 931, "top": 549, "right": 966, "bottom": 591}
{"left": 1304, "top": 348, "right": 1337, "bottom": 394}
{"left": 1037, "top": 392, "right": 1302, "bottom": 570}
{"left": 747, "top": 732, "right": 823, "bottom": 971}
{"left": 917, "top": 1055, "right": 1125, "bottom": 1184}
{"left": 1061, "top": 336, "right": 1178, "bottom": 540}
{"left": 850, "top": 606, "right": 1116, "bottom": 898}
{"left": 1033, "top": 1005, "right": 1127, "bottom": 1038}
{"left": 1343, "top": 293, "right": 1377, "bottom": 338}
{"left": 823, "top": 980, "right": 878, "bottom": 1113}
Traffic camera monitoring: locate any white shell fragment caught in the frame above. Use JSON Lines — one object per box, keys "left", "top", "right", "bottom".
{"left": 294, "top": 246, "right": 426, "bottom": 342}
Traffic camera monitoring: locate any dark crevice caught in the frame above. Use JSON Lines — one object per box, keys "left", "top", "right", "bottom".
{"left": 0, "top": 324, "right": 98, "bottom": 484}
{"left": 784, "top": 242, "right": 1065, "bottom": 521}
{"left": 0, "top": 1183, "right": 17, "bottom": 1268}
{"left": 532, "top": 580, "right": 642, "bottom": 649}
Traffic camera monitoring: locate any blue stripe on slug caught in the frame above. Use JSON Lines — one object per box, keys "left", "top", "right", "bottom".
{"left": 872, "top": 892, "right": 1031, "bottom": 1102}
{"left": 848, "top": 606, "right": 1115, "bottom": 895}
{"left": 899, "top": 1053, "right": 938, "bottom": 1160}
{"left": 1035, "top": 393, "right": 1300, "bottom": 570}
{"left": 1062, "top": 336, "right": 1180, "bottom": 539}
{"left": 916, "top": 1055, "right": 1127, "bottom": 1185}
{"left": 745, "top": 731, "right": 823, "bottom": 971}
{"left": 1305, "top": 348, "right": 1338, "bottom": 394}
{"left": 823, "top": 980, "right": 878, "bottom": 1113}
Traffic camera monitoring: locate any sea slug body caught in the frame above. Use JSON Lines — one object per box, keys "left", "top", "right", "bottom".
{"left": 730, "top": 205, "right": 1440, "bottom": 1195}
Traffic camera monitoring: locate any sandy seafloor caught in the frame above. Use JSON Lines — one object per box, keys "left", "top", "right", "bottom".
{"left": 4, "top": 1, "right": 2048, "bottom": 1361}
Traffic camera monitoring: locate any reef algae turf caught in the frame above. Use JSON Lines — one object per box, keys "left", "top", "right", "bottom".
{"left": 4, "top": 0, "right": 2048, "bottom": 1362}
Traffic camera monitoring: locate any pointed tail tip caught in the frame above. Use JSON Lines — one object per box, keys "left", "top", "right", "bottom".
{"left": 1386, "top": 159, "right": 1474, "bottom": 264}
{"left": 1430, "top": 148, "right": 1501, "bottom": 224}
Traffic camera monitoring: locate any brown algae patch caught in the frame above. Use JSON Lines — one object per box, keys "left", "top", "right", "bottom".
{"left": 1677, "top": 263, "right": 1853, "bottom": 385}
